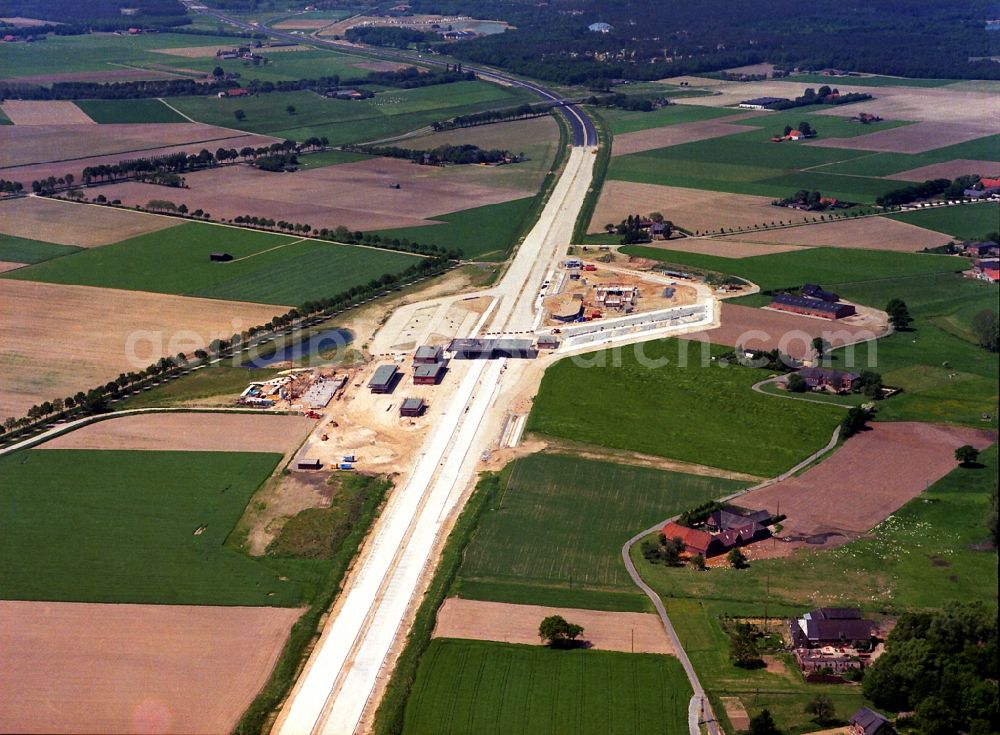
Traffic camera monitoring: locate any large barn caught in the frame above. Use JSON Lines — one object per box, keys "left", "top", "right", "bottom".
{"left": 769, "top": 293, "right": 856, "bottom": 319}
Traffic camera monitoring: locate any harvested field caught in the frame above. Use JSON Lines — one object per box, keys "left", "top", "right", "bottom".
{"left": 612, "top": 114, "right": 763, "bottom": 156}
{"left": 0, "top": 280, "right": 282, "bottom": 418}
{"left": 1, "top": 100, "right": 94, "bottom": 126}
{"left": 272, "top": 19, "right": 339, "bottom": 29}
{"left": 590, "top": 181, "right": 778, "bottom": 234}
{"left": 807, "top": 121, "right": 995, "bottom": 154}
{"left": 689, "top": 303, "right": 887, "bottom": 360}
{"left": 155, "top": 44, "right": 308, "bottom": 57}
{"left": 96, "top": 157, "right": 538, "bottom": 232}
{"left": 42, "top": 412, "right": 314, "bottom": 455}
{"left": 0, "top": 261, "right": 25, "bottom": 273}
{"left": 0, "top": 197, "right": 180, "bottom": 247}
{"left": 886, "top": 158, "right": 1000, "bottom": 181}
{"left": 0, "top": 600, "right": 300, "bottom": 735}
{"left": 646, "top": 238, "right": 807, "bottom": 258}
{"left": 740, "top": 422, "right": 996, "bottom": 551}
{"left": 0, "top": 16, "right": 55, "bottom": 26}
{"left": 0, "top": 122, "right": 276, "bottom": 172}
{"left": 721, "top": 697, "right": 750, "bottom": 732}
{"left": 433, "top": 598, "right": 675, "bottom": 655}
{"left": 401, "top": 115, "right": 558, "bottom": 153}
{"left": 715, "top": 216, "right": 952, "bottom": 252}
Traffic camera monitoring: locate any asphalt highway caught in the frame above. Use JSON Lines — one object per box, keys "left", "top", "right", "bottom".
{"left": 179, "top": 2, "right": 597, "bottom": 146}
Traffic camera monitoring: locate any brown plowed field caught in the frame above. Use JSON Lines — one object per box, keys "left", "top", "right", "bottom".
{"left": 716, "top": 216, "right": 952, "bottom": 252}
{"left": 688, "top": 303, "right": 887, "bottom": 360}
{"left": 42, "top": 412, "right": 314, "bottom": 455}
{"left": 0, "top": 261, "right": 26, "bottom": 273}
{"left": 433, "top": 598, "right": 675, "bottom": 655}
{"left": 886, "top": 159, "right": 1000, "bottom": 182}
{"left": 590, "top": 181, "right": 779, "bottom": 234}
{"left": 0, "top": 280, "right": 283, "bottom": 419}
{"left": 95, "top": 157, "right": 538, "bottom": 232}
{"left": 807, "top": 121, "right": 994, "bottom": 154}
{"left": 0, "top": 600, "right": 301, "bottom": 735}
{"left": 1, "top": 100, "right": 94, "bottom": 125}
{"left": 646, "top": 238, "right": 807, "bottom": 258}
{"left": 0, "top": 122, "right": 276, "bottom": 172}
{"left": 612, "top": 114, "right": 763, "bottom": 156}
{"left": 740, "top": 422, "right": 997, "bottom": 552}
{"left": 0, "top": 197, "right": 180, "bottom": 247}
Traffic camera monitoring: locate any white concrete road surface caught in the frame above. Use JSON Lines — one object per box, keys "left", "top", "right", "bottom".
{"left": 272, "top": 147, "right": 598, "bottom": 735}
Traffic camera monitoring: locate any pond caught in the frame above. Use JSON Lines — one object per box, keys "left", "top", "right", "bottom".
{"left": 241, "top": 328, "right": 353, "bottom": 368}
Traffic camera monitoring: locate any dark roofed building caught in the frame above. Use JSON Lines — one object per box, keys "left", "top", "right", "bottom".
{"left": 739, "top": 96, "right": 789, "bottom": 109}
{"left": 400, "top": 397, "right": 425, "bottom": 417}
{"left": 414, "top": 345, "right": 444, "bottom": 364}
{"left": 796, "top": 367, "right": 859, "bottom": 393}
{"left": 413, "top": 362, "right": 446, "bottom": 385}
{"left": 210, "top": 252, "right": 233, "bottom": 262}
{"left": 791, "top": 607, "right": 877, "bottom": 648}
{"left": 802, "top": 283, "right": 840, "bottom": 302}
{"left": 368, "top": 364, "right": 399, "bottom": 394}
{"left": 448, "top": 338, "right": 537, "bottom": 359}
{"left": 770, "top": 293, "right": 856, "bottom": 320}
{"left": 850, "top": 707, "right": 895, "bottom": 735}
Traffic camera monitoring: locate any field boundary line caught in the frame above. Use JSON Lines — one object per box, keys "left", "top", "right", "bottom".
{"left": 157, "top": 97, "right": 198, "bottom": 123}
{"left": 226, "top": 237, "right": 308, "bottom": 263}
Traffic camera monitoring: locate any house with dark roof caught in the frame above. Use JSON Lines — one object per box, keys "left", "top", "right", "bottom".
{"left": 963, "top": 241, "right": 1000, "bottom": 258}
{"left": 850, "top": 706, "right": 895, "bottom": 735}
{"left": 801, "top": 283, "right": 840, "bottom": 302}
{"left": 796, "top": 367, "right": 859, "bottom": 393}
{"left": 662, "top": 507, "right": 771, "bottom": 558}
{"left": 790, "top": 608, "right": 877, "bottom": 648}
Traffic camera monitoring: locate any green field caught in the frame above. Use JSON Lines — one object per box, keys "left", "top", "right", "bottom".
{"left": 527, "top": 340, "right": 843, "bottom": 477}
{"left": 0, "top": 448, "right": 328, "bottom": 606}
{"left": 374, "top": 197, "right": 536, "bottom": 261}
{"left": 632, "top": 446, "right": 998, "bottom": 733}
{"left": 171, "top": 82, "right": 534, "bottom": 146}
{"left": 0, "top": 106, "right": 11, "bottom": 124}
{"left": 5, "top": 222, "right": 422, "bottom": 306}
{"left": 829, "top": 273, "right": 999, "bottom": 426}
{"left": 600, "top": 103, "right": 744, "bottom": 135}
{"left": 0, "top": 234, "right": 82, "bottom": 264}
{"left": 607, "top": 111, "right": 916, "bottom": 203}
{"left": 886, "top": 202, "right": 1000, "bottom": 240}
{"left": 0, "top": 32, "right": 247, "bottom": 78}
{"left": 402, "top": 639, "right": 692, "bottom": 735}
{"left": 619, "top": 244, "right": 961, "bottom": 292}
{"left": 815, "top": 135, "right": 1000, "bottom": 178}
{"left": 454, "top": 453, "right": 747, "bottom": 611}
{"left": 156, "top": 48, "right": 385, "bottom": 85}
{"left": 75, "top": 98, "right": 186, "bottom": 124}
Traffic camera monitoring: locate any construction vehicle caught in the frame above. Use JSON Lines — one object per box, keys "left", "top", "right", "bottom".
{"left": 342, "top": 455, "right": 356, "bottom": 463}
{"left": 321, "top": 434, "right": 329, "bottom": 441}
{"left": 338, "top": 463, "right": 354, "bottom": 470}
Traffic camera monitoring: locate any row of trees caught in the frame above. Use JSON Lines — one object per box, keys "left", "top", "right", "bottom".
{"left": 0, "top": 178, "right": 24, "bottom": 195}
{"left": 875, "top": 176, "right": 981, "bottom": 207}
{"left": 766, "top": 85, "right": 872, "bottom": 110}
{"left": 1, "top": 254, "right": 455, "bottom": 437}
{"left": 432, "top": 102, "right": 554, "bottom": 131}
{"left": 346, "top": 143, "right": 518, "bottom": 166}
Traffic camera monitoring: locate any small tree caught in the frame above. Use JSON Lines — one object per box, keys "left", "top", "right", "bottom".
{"left": 971, "top": 310, "right": 999, "bottom": 352}
{"left": 234, "top": 109, "right": 246, "bottom": 122}
{"left": 955, "top": 445, "right": 980, "bottom": 466}
{"left": 286, "top": 105, "right": 296, "bottom": 115}
{"left": 787, "top": 373, "right": 808, "bottom": 393}
{"left": 841, "top": 406, "right": 869, "bottom": 438}
{"left": 538, "top": 615, "right": 584, "bottom": 647}
{"left": 662, "top": 536, "right": 686, "bottom": 566}
{"left": 805, "top": 693, "right": 835, "bottom": 724}
{"left": 885, "top": 298, "right": 912, "bottom": 330}
{"left": 649, "top": 211, "right": 664, "bottom": 223}
{"left": 691, "top": 553, "right": 706, "bottom": 571}
{"left": 728, "top": 548, "right": 748, "bottom": 569}
{"left": 730, "top": 624, "right": 762, "bottom": 668}
{"left": 212, "top": 65, "right": 224, "bottom": 78}
{"left": 811, "top": 336, "right": 829, "bottom": 358}
{"left": 748, "top": 709, "right": 780, "bottom": 735}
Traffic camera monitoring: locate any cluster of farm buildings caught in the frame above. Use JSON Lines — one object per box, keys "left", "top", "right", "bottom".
{"left": 768, "top": 283, "right": 857, "bottom": 320}
{"left": 662, "top": 505, "right": 773, "bottom": 558}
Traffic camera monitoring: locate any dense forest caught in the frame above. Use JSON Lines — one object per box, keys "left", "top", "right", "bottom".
{"left": 409, "top": 0, "right": 1000, "bottom": 82}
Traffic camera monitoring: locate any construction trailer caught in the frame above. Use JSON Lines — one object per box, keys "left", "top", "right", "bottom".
{"left": 537, "top": 335, "right": 559, "bottom": 350}
{"left": 368, "top": 364, "right": 399, "bottom": 393}
{"left": 400, "top": 397, "right": 426, "bottom": 417}
{"left": 297, "top": 458, "right": 322, "bottom": 470}
{"left": 448, "top": 338, "right": 537, "bottom": 359}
